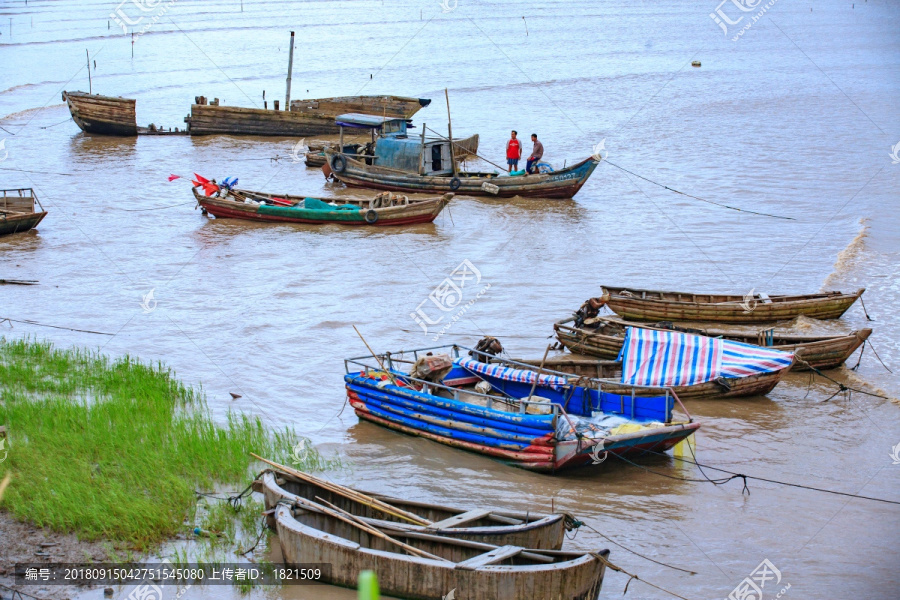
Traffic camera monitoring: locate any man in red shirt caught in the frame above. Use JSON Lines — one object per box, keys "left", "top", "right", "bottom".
{"left": 506, "top": 130, "right": 522, "bottom": 172}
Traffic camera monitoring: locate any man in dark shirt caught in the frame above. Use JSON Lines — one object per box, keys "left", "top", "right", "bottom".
{"left": 526, "top": 134, "right": 544, "bottom": 174}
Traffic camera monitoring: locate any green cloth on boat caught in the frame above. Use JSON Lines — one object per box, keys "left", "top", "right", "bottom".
{"left": 257, "top": 201, "right": 364, "bottom": 221}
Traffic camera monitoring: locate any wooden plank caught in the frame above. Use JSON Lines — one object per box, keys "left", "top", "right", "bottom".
{"left": 455, "top": 545, "right": 523, "bottom": 571}
{"left": 425, "top": 509, "right": 492, "bottom": 530}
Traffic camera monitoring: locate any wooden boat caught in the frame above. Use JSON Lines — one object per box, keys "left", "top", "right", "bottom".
{"left": 306, "top": 133, "right": 480, "bottom": 168}
{"left": 345, "top": 344, "right": 699, "bottom": 472}
{"left": 591, "top": 286, "right": 865, "bottom": 323}
{"left": 256, "top": 469, "right": 570, "bottom": 550}
{"left": 326, "top": 151, "right": 600, "bottom": 199}
{"left": 184, "top": 95, "right": 430, "bottom": 136}
{"left": 1, "top": 188, "right": 47, "bottom": 236}
{"left": 62, "top": 91, "right": 137, "bottom": 136}
{"left": 555, "top": 315, "right": 872, "bottom": 371}
{"left": 517, "top": 354, "right": 793, "bottom": 401}
{"left": 274, "top": 502, "right": 608, "bottom": 600}
{"left": 193, "top": 186, "right": 451, "bottom": 226}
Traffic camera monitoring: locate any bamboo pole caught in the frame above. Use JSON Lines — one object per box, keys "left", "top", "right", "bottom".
{"left": 285, "top": 31, "right": 295, "bottom": 110}
{"left": 86, "top": 49, "right": 92, "bottom": 94}
{"left": 353, "top": 325, "right": 398, "bottom": 385}
{"left": 526, "top": 344, "right": 553, "bottom": 401}
{"left": 445, "top": 88, "right": 457, "bottom": 177}
{"left": 250, "top": 454, "right": 430, "bottom": 525}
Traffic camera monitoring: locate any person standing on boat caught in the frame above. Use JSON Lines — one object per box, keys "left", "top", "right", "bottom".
{"left": 526, "top": 134, "right": 544, "bottom": 174}
{"left": 506, "top": 130, "right": 522, "bottom": 172}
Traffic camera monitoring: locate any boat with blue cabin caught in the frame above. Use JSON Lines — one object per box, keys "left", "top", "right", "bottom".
{"left": 344, "top": 344, "right": 699, "bottom": 472}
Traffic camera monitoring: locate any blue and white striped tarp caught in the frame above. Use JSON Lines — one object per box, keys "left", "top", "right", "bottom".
{"left": 619, "top": 327, "right": 793, "bottom": 387}
{"left": 457, "top": 357, "right": 569, "bottom": 391}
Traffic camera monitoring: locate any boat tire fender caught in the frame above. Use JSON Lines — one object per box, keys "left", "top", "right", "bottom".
{"left": 365, "top": 209, "right": 379, "bottom": 224}
{"left": 449, "top": 177, "right": 461, "bottom": 191}
{"left": 330, "top": 154, "right": 347, "bottom": 174}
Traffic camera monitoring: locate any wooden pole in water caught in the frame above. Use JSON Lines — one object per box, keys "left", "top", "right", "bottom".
{"left": 86, "top": 49, "right": 92, "bottom": 94}
{"left": 445, "top": 88, "right": 457, "bottom": 177}
{"left": 418, "top": 122, "right": 426, "bottom": 175}
{"left": 526, "top": 344, "right": 553, "bottom": 401}
{"left": 285, "top": 31, "right": 295, "bottom": 110}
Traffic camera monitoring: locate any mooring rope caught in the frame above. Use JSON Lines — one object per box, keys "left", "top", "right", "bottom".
{"left": 796, "top": 357, "right": 891, "bottom": 399}
{"left": 0, "top": 582, "right": 47, "bottom": 600}
{"left": 118, "top": 201, "right": 196, "bottom": 212}
{"left": 577, "top": 522, "right": 697, "bottom": 575}
{"left": 608, "top": 446, "right": 900, "bottom": 506}
{"left": 604, "top": 160, "right": 795, "bottom": 221}
{"left": 38, "top": 118, "right": 73, "bottom": 130}
{"left": 590, "top": 553, "right": 692, "bottom": 600}
{"left": 858, "top": 295, "right": 875, "bottom": 321}
{"left": 0, "top": 317, "right": 113, "bottom": 335}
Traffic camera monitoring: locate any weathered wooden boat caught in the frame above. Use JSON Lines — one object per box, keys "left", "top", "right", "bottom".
{"left": 345, "top": 344, "right": 699, "bottom": 472}
{"left": 538, "top": 325, "right": 796, "bottom": 400}
{"left": 518, "top": 354, "right": 792, "bottom": 401}
{"left": 274, "top": 502, "right": 608, "bottom": 600}
{"left": 62, "top": 91, "right": 138, "bottom": 136}
{"left": 192, "top": 184, "right": 451, "bottom": 226}
{"left": 327, "top": 151, "right": 600, "bottom": 198}
{"left": 256, "top": 469, "right": 571, "bottom": 550}
{"left": 590, "top": 286, "right": 865, "bottom": 323}
{"left": 306, "top": 133, "right": 479, "bottom": 168}
{"left": 184, "top": 95, "right": 430, "bottom": 136}
{"left": 555, "top": 315, "right": 872, "bottom": 371}
{"left": 1, "top": 188, "right": 47, "bottom": 236}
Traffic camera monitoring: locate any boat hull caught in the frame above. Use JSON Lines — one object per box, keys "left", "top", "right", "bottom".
{"left": 194, "top": 189, "right": 450, "bottom": 226}
{"left": 63, "top": 91, "right": 138, "bottom": 136}
{"left": 555, "top": 318, "right": 872, "bottom": 371}
{"left": 519, "top": 355, "right": 791, "bottom": 401}
{"left": 599, "top": 286, "right": 865, "bottom": 323}
{"left": 328, "top": 153, "right": 600, "bottom": 199}
{"left": 0, "top": 211, "right": 47, "bottom": 236}
{"left": 258, "top": 471, "right": 567, "bottom": 550}
{"left": 275, "top": 504, "right": 607, "bottom": 600}
{"left": 346, "top": 375, "right": 698, "bottom": 472}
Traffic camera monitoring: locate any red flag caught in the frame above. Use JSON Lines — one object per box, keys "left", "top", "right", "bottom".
{"left": 193, "top": 173, "right": 210, "bottom": 184}
{"left": 168, "top": 174, "right": 181, "bottom": 182}
{"left": 201, "top": 182, "right": 219, "bottom": 196}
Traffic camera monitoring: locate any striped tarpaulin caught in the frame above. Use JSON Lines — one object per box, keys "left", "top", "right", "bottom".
{"left": 619, "top": 327, "right": 793, "bottom": 387}
{"left": 457, "top": 357, "right": 569, "bottom": 391}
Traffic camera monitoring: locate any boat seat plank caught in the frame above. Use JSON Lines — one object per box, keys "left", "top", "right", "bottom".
{"left": 455, "top": 545, "right": 523, "bottom": 570}
{"left": 425, "top": 509, "right": 492, "bottom": 530}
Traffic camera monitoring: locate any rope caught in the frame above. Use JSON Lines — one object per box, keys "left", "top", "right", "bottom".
{"left": 0, "top": 317, "right": 114, "bottom": 335}
{"left": 604, "top": 160, "right": 795, "bottom": 220}
{"left": 238, "top": 516, "right": 269, "bottom": 556}
{"left": 850, "top": 341, "right": 865, "bottom": 371}
{"left": 797, "top": 357, "right": 891, "bottom": 399}
{"left": 867, "top": 339, "right": 893, "bottom": 374}
{"left": 118, "top": 201, "right": 195, "bottom": 212}
{"left": 0, "top": 583, "right": 48, "bottom": 600}
{"left": 590, "top": 553, "right": 692, "bottom": 600}
{"left": 609, "top": 446, "right": 900, "bottom": 506}
{"left": 858, "top": 295, "right": 875, "bottom": 321}
{"left": 579, "top": 523, "right": 697, "bottom": 575}
{"left": 38, "top": 118, "right": 73, "bottom": 130}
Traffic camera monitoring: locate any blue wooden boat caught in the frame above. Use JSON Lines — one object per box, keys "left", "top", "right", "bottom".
{"left": 344, "top": 345, "right": 699, "bottom": 473}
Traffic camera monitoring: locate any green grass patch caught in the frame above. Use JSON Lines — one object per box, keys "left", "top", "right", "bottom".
{"left": 0, "top": 337, "right": 299, "bottom": 550}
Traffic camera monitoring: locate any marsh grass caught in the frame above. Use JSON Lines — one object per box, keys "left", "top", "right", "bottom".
{"left": 0, "top": 338, "right": 298, "bottom": 550}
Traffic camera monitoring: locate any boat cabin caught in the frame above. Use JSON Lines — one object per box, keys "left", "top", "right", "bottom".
{"left": 335, "top": 113, "right": 454, "bottom": 176}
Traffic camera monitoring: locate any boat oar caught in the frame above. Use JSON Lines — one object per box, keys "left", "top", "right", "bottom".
{"left": 250, "top": 453, "right": 431, "bottom": 526}
{"left": 304, "top": 496, "right": 448, "bottom": 562}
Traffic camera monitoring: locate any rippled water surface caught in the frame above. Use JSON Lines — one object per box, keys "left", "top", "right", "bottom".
{"left": 2, "top": 0, "right": 899, "bottom": 598}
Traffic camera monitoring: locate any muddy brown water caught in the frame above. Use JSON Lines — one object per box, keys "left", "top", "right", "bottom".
{"left": 1, "top": 0, "right": 899, "bottom": 598}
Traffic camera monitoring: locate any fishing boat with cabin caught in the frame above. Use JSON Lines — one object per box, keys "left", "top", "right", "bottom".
{"left": 555, "top": 312, "right": 872, "bottom": 371}
{"left": 1, "top": 188, "right": 47, "bottom": 236}
{"left": 191, "top": 176, "right": 451, "bottom": 226}
{"left": 254, "top": 466, "right": 575, "bottom": 550}
{"left": 591, "top": 286, "right": 865, "bottom": 323}
{"left": 273, "top": 500, "right": 609, "bottom": 600}
{"left": 344, "top": 342, "right": 699, "bottom": 472}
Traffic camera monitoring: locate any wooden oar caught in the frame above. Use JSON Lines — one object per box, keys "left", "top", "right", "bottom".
{"left": 293, "top": 495, "right": 447, "bottom": 562}
{"left": 250, "top": 453, "right": 431, "bottom": 526}
{"left": 353, "top": 325, "right": 399, "bottom": 386}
